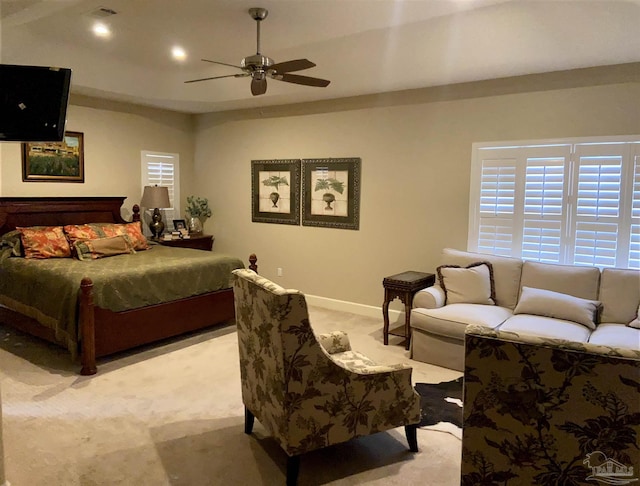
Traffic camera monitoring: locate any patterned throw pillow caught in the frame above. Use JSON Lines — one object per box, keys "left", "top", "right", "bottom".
{"left": 100, "top": 223, "right": 149, "bottom": 251}
{"left": 63, "top": 224, "right": 103, "bottom": 246}
{"left": 436, "top": 261, "right": 496, "bottom": 305}
{"left": 74, "top": 235, "right": 136, "bottom": 261}
{"left": 17, "top": 226, "right": 71, "bottom": 259}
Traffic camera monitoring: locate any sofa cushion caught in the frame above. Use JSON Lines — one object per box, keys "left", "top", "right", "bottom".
{"left": 439, "top": 249, "right": 523, "bottom": 310}
{"left": 599, "top": 268, "right": 640, "bottom": 325}
{"left": 589, "top": 323, "right": 640, "bottom": 350}
{"left": 520, "top": 261, "right": 600, "bottom": 300}
{"left": 411, "top": 304, "right": 512, "bottom": 340}
{"left": 437, "top": 262, "right": 495, "bottom": 305}
{"left": 513, "top": 286, "right": 601, "bottom": 330}
{"left": 499, "top": 315, "right": 591, "bottom": 343}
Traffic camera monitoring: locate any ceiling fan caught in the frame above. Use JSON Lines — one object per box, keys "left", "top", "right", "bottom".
{"left": 185, "top": 7, "right": 331, "bottom": 96}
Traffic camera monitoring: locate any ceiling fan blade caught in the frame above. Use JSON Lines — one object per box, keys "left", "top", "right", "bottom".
{"left": 275, "top": 73, "right": 330, "bottom": 88}
{"left": 251, "top": 77, "right": 267, "bottom": 96}
{"left": 201, "top": 59, "right": 243, "bottom": 70}
{"left": 184, "top": 73, "right": 248, "bottom": 84}
{"left": 269, "top": 58, "right": 316, "bottom": 74}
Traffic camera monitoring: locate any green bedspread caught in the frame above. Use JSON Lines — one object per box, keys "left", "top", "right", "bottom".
{"left": 0, "top": 244, "right": 244, "bottom": 353}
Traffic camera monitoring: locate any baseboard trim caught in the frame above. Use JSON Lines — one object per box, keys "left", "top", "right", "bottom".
{"left": 305, "top": 294, "right": 403, "bottom": 320}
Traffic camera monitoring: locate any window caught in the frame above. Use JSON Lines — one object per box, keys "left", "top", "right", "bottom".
{"left": 141, "top": 151, "right": 180, "bottom": 234}
{"left": 468, "top": 137, "right": 640, "bottom": 269}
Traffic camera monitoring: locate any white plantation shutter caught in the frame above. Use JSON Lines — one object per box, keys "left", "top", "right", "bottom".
{"left": 522, "top": 155, "right": 567, "bottom": 263}
{"left": 570, "top": 145, "right": 624, "bottom": 268}
{"left": 141, "top": 151, "right": 180, "bottom": 235}
{"left": 469, "top": 138, "right": 639, "bottom": 269}
{"left": 477, "top": 156, "right": 517, "bottom": 256}
{"left": 629, "top": 149, "right": 640, "bottom": 268}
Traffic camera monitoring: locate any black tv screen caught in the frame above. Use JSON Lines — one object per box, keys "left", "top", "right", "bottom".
{"left": 0, "top": 64, "right": 72, "bottom": 142}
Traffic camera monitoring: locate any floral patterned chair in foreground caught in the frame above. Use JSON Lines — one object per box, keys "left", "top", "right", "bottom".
{"left": 232, "top": 269, "right": 421, "bottom": 486}
{"left": 462, "top": 325, "right": 640, "bottom": 485}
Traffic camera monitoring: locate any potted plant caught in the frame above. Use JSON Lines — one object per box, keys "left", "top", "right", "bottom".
{"left": 262, "top": 175, "right": 289, "bottom": 208}
{"left": 314, "top": 178, "right": 344, "bottom": 210}
{"left": 186, "top": 196, "right": 212, "bottom": 234}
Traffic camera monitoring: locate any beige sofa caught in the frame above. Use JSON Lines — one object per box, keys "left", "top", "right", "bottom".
{"left": 410, "top": 248, "right": 640, "bottom": 370}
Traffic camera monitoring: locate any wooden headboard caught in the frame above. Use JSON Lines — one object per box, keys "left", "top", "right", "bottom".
{"left": 0, "top": 197, "right": 133, "bottom": 235}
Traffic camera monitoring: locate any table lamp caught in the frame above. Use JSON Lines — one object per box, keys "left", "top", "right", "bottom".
{"left": 140, "top": 185, "right": 171, "bottom": 239}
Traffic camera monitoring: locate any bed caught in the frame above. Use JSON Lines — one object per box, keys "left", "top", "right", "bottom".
{"left": 0, "top": 196, "right": 256, "bottom": 375}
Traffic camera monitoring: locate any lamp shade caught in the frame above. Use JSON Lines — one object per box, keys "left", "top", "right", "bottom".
{"left": 140, "top": 185, "right": 171, "bottom": 209}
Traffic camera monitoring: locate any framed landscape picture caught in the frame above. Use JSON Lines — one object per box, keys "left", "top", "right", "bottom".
{"left": 301, "top": 157, "right": 361, "bottom": 230}
{"left": 22, "top": 131, "right": 84, "bottom": 182}
{"left": 251, "top": 159, "right": 301, "bottom": 225}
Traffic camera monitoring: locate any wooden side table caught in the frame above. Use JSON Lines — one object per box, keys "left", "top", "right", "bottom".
{"left": 158, "top": 234, "right": 214, "bottom": 251}
{"left": 382, "top": 271, "right": 435, "bottom": 350}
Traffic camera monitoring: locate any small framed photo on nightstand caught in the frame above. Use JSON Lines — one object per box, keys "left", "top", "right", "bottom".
{"left": 173, "top": 219, "right": 186, "bottom": 231}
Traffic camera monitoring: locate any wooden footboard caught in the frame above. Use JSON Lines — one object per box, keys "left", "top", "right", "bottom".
{"left": 79, "top": 282, "right": 236, "bottom": 375}
{"left": 75, "top": 253, "right": 258, "bottom": 375}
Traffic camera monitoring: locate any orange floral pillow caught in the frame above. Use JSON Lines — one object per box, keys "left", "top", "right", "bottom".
{"left": 18, "top": 226, "right": 71, "bottom": 259}
{"left": 63, "top": 224, "right": 102, "bottom": 246}
{"left": 100, "top": 223, "right": 149, "bottom": 251}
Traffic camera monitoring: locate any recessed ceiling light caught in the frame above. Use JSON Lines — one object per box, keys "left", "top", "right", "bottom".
{"left": 92, "top": 22, "right": 111, "bottom": 38}
{"left": 172, "top": 46, "right": 187, "bottom": 61}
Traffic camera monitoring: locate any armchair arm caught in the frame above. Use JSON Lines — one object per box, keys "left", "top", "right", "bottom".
{"left": 317, "top": 331, "right": 352, "bottom": 354}
{"left": 413, "top": 286, "right": 445, "bottom": 309}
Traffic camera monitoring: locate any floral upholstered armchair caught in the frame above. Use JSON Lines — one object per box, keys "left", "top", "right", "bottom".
{"left": 462, "top": 325, "right": 640, "bottom": 485}
{"left": 232, "top": 269, "right": 421, "bottom": 486}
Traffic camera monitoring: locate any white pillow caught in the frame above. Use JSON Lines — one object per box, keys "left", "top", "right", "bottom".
{"left": 437, "top": 262, "right": 495, "bottom": 305}
{"left": 514, "top": 286, "right": 601, "bottom": 330}
{"left": 628, "top": 304, "right": 640, "bottom": 329}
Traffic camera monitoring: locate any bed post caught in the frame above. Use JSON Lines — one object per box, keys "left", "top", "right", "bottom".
{"left": 249, "top": 254, "right": 258, "bottom": 273}
{"left": 80, "top": 278, "right": 97, "bottom": 375}
{"left": 132, "top": 204, "right": 141, "bottom": 223}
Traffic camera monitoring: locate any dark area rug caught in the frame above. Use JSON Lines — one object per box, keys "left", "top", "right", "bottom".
{"left": 414, "top": 377, "right": 463, "bottom": 437}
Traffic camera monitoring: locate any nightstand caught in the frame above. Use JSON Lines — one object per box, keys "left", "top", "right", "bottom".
{"left": 158, "top": 234, "right": 214, "bottom": 251}
{"left": 382, "top": 271, "right": 436, "bottom": 350}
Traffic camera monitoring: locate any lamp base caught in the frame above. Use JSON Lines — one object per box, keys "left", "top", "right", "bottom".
{"left": 149, "top": 208, "right": 165, "bottom": 239}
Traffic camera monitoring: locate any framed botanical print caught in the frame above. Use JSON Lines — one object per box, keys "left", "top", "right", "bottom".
{"left": 22, "top": 131, "right": 85, "bottom": 182}
{"left": 251, "top": 159, "right": 301, "bottom": 225}
{"left": 301, "top": 157, "right": 361, "bottom": 230}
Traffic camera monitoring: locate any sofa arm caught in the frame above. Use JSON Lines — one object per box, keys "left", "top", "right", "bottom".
{"left": 317, "top": 331, "right": 352, "bottom": 354}
{"left": 413, "top": 286, "right": 445, "bottom": 309}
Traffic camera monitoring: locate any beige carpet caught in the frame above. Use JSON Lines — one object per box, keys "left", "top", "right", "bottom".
{"left": 0, "top": 306, "right": 462, "bottom": 485}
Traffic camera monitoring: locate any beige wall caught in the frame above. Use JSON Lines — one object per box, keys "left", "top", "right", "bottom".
{"left": 0, "top": 96, "right": 195, "bottom": 221}
{"left": 2, "top": 69, "right": 638, "bottom": 314}
{"left": 194, "top": 81, "right": 640, "bottom": 310}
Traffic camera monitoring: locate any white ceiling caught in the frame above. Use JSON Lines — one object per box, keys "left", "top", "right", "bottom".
{"left": 2, "top": 0, "right": 640, "bottom": 114}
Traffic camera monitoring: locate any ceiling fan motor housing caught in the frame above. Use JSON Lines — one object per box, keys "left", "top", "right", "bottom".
{"left": 241, "top": 54, "right": 274, "bottom": 72}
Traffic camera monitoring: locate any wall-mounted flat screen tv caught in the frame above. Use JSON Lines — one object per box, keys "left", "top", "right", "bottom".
{"left": 0, "top": 64, "right": 72, "bottom": 142}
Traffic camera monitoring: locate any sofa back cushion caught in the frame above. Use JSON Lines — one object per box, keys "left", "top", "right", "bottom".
{"left": 520, "top": 261, "right": 600, "bottom": 301}
{"left": 599, "top": 268, "right": 640, "bottom": 324}
{"left": 440, "top": 248, "right": 523, "bottom": 309}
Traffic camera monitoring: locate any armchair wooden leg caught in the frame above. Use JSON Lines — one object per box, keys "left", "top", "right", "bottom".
{"left": 405, "top": 424, "right": 419, "bottom": 452}
{"left": 286, "top": 455, "right": 300, "bottom": 486}
{"left": 244, "top": 407, "right": 255, "bottom": 434}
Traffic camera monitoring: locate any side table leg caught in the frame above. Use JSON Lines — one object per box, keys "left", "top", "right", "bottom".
{"left": 382, "top": 298, "right": 391, "bottom": 345}
{"left": 404, "top": 299, "right": 412, "bottom": 351}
